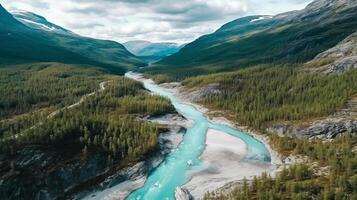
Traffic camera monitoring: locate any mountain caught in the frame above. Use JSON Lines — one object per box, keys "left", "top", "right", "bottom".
{"left": 0, "top": 4, "right": 27, "bottom": 30}
{"left": 0, "top": 5, "right": 145, "bottom": 74}
{"left": 146, "top": 0, "right": 357, "bottom": 80}
{"left": 123, "top": 40, "right": 182, "bottom": 63}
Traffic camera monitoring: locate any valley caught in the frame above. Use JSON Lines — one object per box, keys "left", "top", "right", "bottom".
{"left": 123, "top": 41, "right": 183, "bottom": 64}
{"left": 123, "top": 72, "right": 273, "bottom": 200}
{"left": 0, "top": 0, "right": 356, "bottom": 199}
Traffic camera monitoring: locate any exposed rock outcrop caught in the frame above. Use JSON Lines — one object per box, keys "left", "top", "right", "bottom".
{"left": 306, "top": 31, "right": 357, "bottom": 74}
{"left": 146, "top": 113, "right": 193, "bottom": 128}
{"left": 0, "top": 147, "right": 109, "bottom": 200}
{"left": 180, "top": 83, "right": 221, "bottom": 102}
{"left": 304, "top": 0, "right": 356, "bottom": 13}
{"left": 323, "top": 56, "right": 357, "bottom": 75}
{"left": 268, "top": 118, "right": 357, "bottom": 139}
{"left": 268, "top": 96, "right": 357, "bottom": 139}
{"left": 160, "top": 82, "right": 221, "bottom": 103}
{"left": 279, "top": 0, "right": 357, "bottom": 22}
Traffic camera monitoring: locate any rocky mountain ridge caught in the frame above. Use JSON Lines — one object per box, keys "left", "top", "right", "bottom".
{"left": 306, "top": 31, "right": 357, "bottom": 74}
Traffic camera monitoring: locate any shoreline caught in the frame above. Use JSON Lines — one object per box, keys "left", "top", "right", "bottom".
{"left": 126, "top": 72, "right": 286, "bottom": 198}
{"left": 159, "top": 81, "right": 283, "bottom": 168}
{"left": 182, "top": 129, "right": 273, "bottom": 198}
{"left": 159, "top": 81, "right": 287, "bottom": 195}
{"left": 78, "top": 113, "right": 189, "bottom": 200}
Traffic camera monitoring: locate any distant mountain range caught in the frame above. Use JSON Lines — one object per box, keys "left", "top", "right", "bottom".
{"left": 146, "top": 0, "right": 357, "bottom": 79}
{"left": 0, "top": 5, "right": 145, "bottom": 74}
{"left": 123, "top": 40, "right": 183, "bottom": 63}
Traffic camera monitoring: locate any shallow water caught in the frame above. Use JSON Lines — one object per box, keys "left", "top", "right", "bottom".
{"left": 125, "top": 72, "right": 270, "bottom": 200}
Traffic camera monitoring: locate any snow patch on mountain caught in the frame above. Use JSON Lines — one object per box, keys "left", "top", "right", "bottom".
{"left": 250, "top": 16, "right": 273, "bottom": 23}
{"left": 11, "top": 10, "right": 74, "bottom": 35}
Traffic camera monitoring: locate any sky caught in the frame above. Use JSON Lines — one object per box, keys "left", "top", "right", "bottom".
{"left": 2, "top": 0, "right": 313, "bottom": 44}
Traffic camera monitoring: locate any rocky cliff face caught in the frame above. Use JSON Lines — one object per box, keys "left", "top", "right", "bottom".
{"left": 0, "top": 146, "right": 109, "bottom": 200}
{"left": 268, "top": 119, "right": 357, "bottom": 139}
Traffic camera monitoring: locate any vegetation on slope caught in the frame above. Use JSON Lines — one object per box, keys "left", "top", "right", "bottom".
{"left": 183, "top": 64, "right": 357, "bottom": 199}
{"left": 182, "top": 65, "right": 357, "bottom": 129}
{"left": 0, "top": 64, "right": 175, "bottom": 199}
{"left": 0, "top": 63, "right": 106, "bottom": 119}
{"left": 0, "top": 63, "right": 174, "bottom": 155}
{"left": 1, "top": 77, "right": 174, "bottom": 161}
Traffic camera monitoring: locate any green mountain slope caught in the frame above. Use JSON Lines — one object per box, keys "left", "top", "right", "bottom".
{"left": 0, "top": 5, "right": 145, "bottom": 74}
{"left": 145, "top": 0, "right": 357, "bottom": 81}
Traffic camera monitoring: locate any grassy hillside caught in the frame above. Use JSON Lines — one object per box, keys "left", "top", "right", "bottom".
{"left": 143, "top": 0, "right": 357, "bottom": 81}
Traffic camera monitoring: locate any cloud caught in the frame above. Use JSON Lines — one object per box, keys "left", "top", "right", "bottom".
{"left": 2, "top": 0, "right": 313, "bottom": 44}
{"left": 65, "top": 6, "right": 109, "bottom": 16}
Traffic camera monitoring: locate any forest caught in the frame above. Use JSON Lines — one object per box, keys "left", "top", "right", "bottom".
{"left": 182, "top": 65, "right": 357, "bottom": 129}
{"left": 180, "top": 64, "right": 357, "bottom": 200}
{"left": 0, "top": 64, "right": 176, "bottom": 200}
{"left": 0, "top": 63, "right": 106, "bottom": 119}
{"left": 179, "top": 64, "right": 357, "bottom": 200}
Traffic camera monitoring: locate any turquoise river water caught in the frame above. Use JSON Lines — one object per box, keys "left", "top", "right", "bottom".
{"left": 125, "top": 72, "right": 271, "bottom": 200}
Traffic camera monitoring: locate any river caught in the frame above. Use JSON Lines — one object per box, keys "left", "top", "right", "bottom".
{"left": 124, "top": 72, "right": 271, "bottom": 200}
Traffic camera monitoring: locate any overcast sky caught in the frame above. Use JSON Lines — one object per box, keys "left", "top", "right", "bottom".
{"left": 2, "top": 0, "right": 312, "bottom": 44}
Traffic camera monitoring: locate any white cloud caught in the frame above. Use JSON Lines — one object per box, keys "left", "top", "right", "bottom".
{"left": 1, "top": 0, "right": 313, "bottom": 44}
